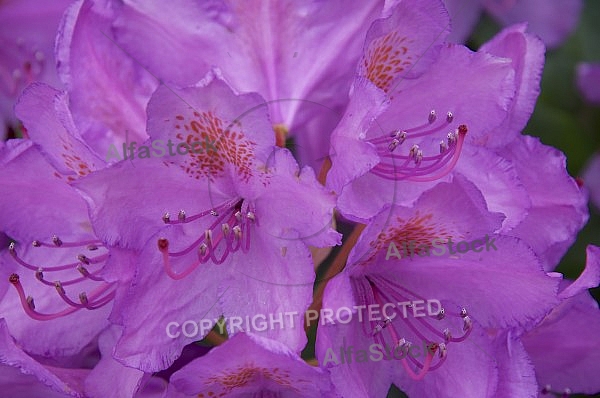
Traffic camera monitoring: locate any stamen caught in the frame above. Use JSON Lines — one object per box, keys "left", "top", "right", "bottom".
{"left": 158, "top": 199, "right": 255, "bottom": 279}
{"left": 8, "top": 273, "right": 114, "bottom": 320}
{"left": 178, "top": 210, "right": 186, "bottom": 221}
{"left": 363, "top": 275, "right": 472, "bottom": 377}
{"left": 368, "top": 111, "right": 468, "bottom": 182}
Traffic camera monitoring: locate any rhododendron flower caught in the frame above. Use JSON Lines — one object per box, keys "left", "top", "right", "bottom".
{"left": 316, "top": 178, "right": 560, "bottom": 397}
{"left": 167, "top": 333, "right": 338, "bottom": 397}
{"left": 0, "top": 140, "right": 115, "bottom": 357}
{"left": 74, "top": 75, "right": 339, "bottom": 371}
{"left": 443, "top": 0, "right": 582, "bottom": 48}
{"left": 1, "top": 0, "right": 598, "bottom": 397}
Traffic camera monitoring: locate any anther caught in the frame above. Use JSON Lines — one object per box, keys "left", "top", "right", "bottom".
{"left": 32, "top": 240, "right": 41, "bottom": 247}
{"left": 447, "top": 131, "right": 457, "bottom": 147}
{"left": 87, "top": 244, "right": 99, "bottom": 251}
{"left": 52, "top": 235, "right": 63, "bottom": 247}
{"left": 204, "top": 230, "right": 213, "bottom": 243}
{"left": 198, "top": 243, "right": 208, "bottom": 256}
{"left": 8, "top": 242, "right": 15, "bottom": 252}
{"left": 233, "top": 226, "right": 242, "bottom": 239}
{"left": 460, "top": 308, "right": 468, "bottom": 318}
{"left": 234, "top": 211, "right": 242, "bottom": 221}
{"left": 246, "top": 212, "right": 255, "bottom": 221}
{"left": 162, "top": 213, "right": 170, "bottom": 223}
{"left": 77, "top": 254, "right": 90, "bottom": 265}
{"left": 77, "top": 264, "right": 89, "bottom": 277}
{"left": 428, "top": 110, "right": 437, "bottom": 124}
{"left": 438, "top": 343, "right": 447, "bottom": 358}
{"left": 373, "top": 324, "right": 384, "bottom": 335}
{"left": 414, "top": 149, "right": 423, "bottom": 165}
{"left": 388, "top": 139, "right": 400, "bottom": 152}
{"left": 446, "top": 112, "right": 453, "bottom": 123}
{"left": 157, "top": 238, "right": 169, "bottom": 251}
{"left": 373, "top": 317, "right": 393, "bottom": 335}
{"left": 27, "top": 296, "right": 35, "bottom": 309}
{"left": 439, "top": 141, "right": 448, "bottom": 154}
{"left": 463, "top": 315, "right": 473, "bottom": 332}
{"left": 409, "top": 145, "right": 420, "bottom": 160}
{"left": 178, "top": 210, "right": 186, "bottom": 221}
{"left": 79, "top": 292, "right": 88, "bottom": 305}
{"left": 436, "top": 308, "right": 445, "bottom": 320}
{"left": 221, "top": 223, "right": 230, "bottom": 235}
{"left": 397, "top": 338, "right": 410, "bottom": 349}
{"left": 210, "top": 210, "right": 218, "bottom": 217}
{"left": 54, "top": 281, "right": 65, "bottom": 295}
{"left": 35, "top": 268, "right": 44, "bottom": 281}
{"left": 443, "top": 328, "right": 452, "bottom": 342}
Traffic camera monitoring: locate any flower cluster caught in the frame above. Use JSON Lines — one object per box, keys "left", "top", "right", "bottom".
{"left": 1, "top": 1, "right": 599, "bottom": 398}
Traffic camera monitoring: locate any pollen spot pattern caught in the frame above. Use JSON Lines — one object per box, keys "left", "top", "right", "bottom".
{"left": 370, "top": 212, "right": 454, "bottom": 256}
{"left": 197, "top": 364, "right": 305, "bottom": 396}
{"left": 58, "top": 138, "right": 94, "bottom": 182}
{"left": 174, "top": 111, "right": 256, "bottom": 182}
{"left": 361, "top": 31, "right": 414, "bottom": 92}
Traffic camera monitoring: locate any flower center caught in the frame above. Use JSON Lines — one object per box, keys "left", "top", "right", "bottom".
{"left": 173, "top": 111, "right": 256, "bottom": 182}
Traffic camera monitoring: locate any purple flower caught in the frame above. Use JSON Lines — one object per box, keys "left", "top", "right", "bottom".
{"left": 106, "top": 0, "right": 385, "bottom": 168}
{"left": 0, "top": 0, "right": 72, "bottom": 130}
{"left": 167, "top": 332, "right": 338, "bottom": 397}
{"left": 0, "top": 81, "right": 142, "bottom": 357}
{"left": 576, "top": 62, "right": 600, "bottom": 105}
{"left": 327, "top": 6, "right": 528, "bottom": 219}
{"left": 0, "top": 140, "right": 113, "bottom": 357}
{"left": 327, "top": 9, "right": 587, "bottom": 270}
{"left": 316, "top": 178, "right": 560, "bottom": 397}
{"left": 74, "top": 75, "right": 340, "bottom": 371}
{"left": 443, "top": 0, "right": 583, "bottom": 48}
